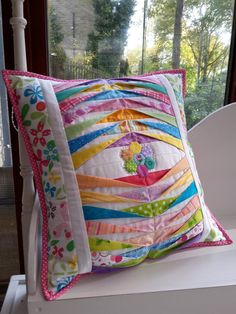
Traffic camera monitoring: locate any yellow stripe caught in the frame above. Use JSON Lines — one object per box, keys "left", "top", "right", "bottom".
{"left": 137, "top": 132, "right": 184, "bottom": 150}
{"left": 161, "top": 169, "right": 193, "bottom": 196}
{"left": 160, "top": 157, "right": 189, "bottom": 182}
{"left": 173, "top": 208, "right": 203, "bottom": 235}
{"left": 72, "top": 135, "right": 124, "bottom": 169}
{"left": 80, "top": 191, "right": 141, "bottom": 204}
{"left": 84, "top": 83, "right": 113, "bottom": 93}
{"left": 98, "top": 109, "right": 151, "bottom": 123}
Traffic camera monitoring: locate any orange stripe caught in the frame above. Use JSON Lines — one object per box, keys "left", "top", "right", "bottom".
{"left": 86, "top": 221, "right": 136, "bottom": 235}
{"left": 76, "top": 174, "right": 139, "bottom": 189}
{"left": 160, "top": 157, "right": 189, "bottom": 182}
{"left": 161, "top": 169, "right": 192, "bottom": 196}
{"left": 97, "top": 109, "right": 151, "bottom": 123}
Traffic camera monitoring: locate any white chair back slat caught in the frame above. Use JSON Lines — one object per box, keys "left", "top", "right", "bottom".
{"left": 10, "top": 0, "right": 38, "bottom": 295}
{"left": 189, "top": 102, "right": 236, "bottom": 220}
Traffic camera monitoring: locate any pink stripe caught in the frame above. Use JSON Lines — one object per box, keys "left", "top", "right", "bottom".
{"left": 121, "top": 196, "right": 200, "bottom": 246}
{"left": 124, "top": 218, "right": 154, "bottom": 232}
{"left": 53, "top": 80, "right": 88, "bottom": 93}
{"left": 60, "top": 92, "right": 98, "bottom": 112}
{"left": 86, "top": 221, "right": 137, "bottom": 235}
{"left": 60, "top": 88, "right": 174, "bottom": 116}
{"left": 133, "top": 89, "right": 171, "bottom": 104}
{"left": 87, "top": 98, "right": 174, "bottom": 116}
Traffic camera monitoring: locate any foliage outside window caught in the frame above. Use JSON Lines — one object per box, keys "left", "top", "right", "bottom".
{"left": 48, "top": 0, "right": 234, "bottom": 128}
{"left": 0, "top": 1, "right": 11, "bottom": 167}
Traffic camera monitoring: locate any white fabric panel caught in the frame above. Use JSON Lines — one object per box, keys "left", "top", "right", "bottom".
{"left": 77, "top": 140, "right": 184, "bottom": 178}
{"left": 159, "top": 74, "right": 211, "bottom": 241}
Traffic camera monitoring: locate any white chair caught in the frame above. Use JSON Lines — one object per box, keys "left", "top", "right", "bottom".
{"left": 1, "top": 1, "right": 236, "bottom": 313}
{"left": 2, "top": 103, "right": 236, "bottom": 314}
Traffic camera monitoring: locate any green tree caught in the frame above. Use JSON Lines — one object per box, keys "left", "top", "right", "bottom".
{"left": 149, "top": 0, "right": 233, "bottom": 128}
{"left": 185, "top": 71, "right": 227, "bottom": 128}
{"left": 48, "top": 5, "right": 68, "bottom": 78}
{"left": 87, "top": 0, "right": 136, "bottom": 76}
{"left": 48, "top": 6, "right": 64, "bottom": 47}
{"left": 172, "top": 0, "right": 184, "bottom": 68}
{"left": 183, "top": 0, "right": 233, "bottom": 83}
{"left": 182, "top": 0, "right": 233, "bottom": 127}
{"left": 149, "top": 0, "right": 183, "bottom": 69}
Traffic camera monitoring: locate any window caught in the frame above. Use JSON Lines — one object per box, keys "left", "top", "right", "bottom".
{"left": 0, "top": 0, "right": 19, "bottom": 283}
{"left": 47, "top": 0, "right": 235, "bottom": 128}
{"left": 0, "top": 5, "right": 11, "bottom": 167}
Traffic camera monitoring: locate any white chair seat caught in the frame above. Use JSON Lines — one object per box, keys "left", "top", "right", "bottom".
{"left": 3, "top": 225, "right": 236, "bottom": 314}
{"left": 2, "top": 101, "right": 236, "bottom": 313}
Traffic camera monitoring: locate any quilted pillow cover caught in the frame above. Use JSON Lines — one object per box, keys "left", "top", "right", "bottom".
{"left": 3, "top": 69, "right": 232, "bottom": 300}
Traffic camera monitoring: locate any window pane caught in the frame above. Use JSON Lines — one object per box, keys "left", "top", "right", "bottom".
{"left": 0, "top": 0, "right": 19, "bottom": 283}
{"left": 0, "top": 5, "right": 11, "bottom": 167}
{"left": 47, "top": 0, "right": 235, "bottom": 128}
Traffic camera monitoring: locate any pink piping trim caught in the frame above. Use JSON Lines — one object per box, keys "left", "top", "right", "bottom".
{"left": 2, "top": 69, "right": 232, "bottom": 301}
{"left": 3, "top": 68, "right": 186, "bottom": 96}
{"left": 187, "top": 211, "right": 233, "bottom": 248}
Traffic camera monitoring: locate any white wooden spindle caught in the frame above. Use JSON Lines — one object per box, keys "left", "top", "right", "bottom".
{"left": 10, "top": 0, "right": 27, "bottom": 71}
{"left": 10, "top": 0, "right": 39, "bottom": 296}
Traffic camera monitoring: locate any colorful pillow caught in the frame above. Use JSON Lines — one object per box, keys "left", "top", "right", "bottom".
{"left": 3, "top": 69, "right": 232, "bottom": 300}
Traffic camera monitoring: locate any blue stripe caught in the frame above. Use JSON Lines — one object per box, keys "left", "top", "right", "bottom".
{"left": 83, "top": 206, "right": 141, "bottom": 220}
{"left": 121, "top": 234, "right": 183, "bottom": 258}
{"left": 150, "top": 234, "right": 183, "bottom": 251}
{"left": 68, "top": 124, "right": 117, "bottom": 153}
{"left": 139, "top": 120, "right": 181, "bottom": 139}
{"left": 121, "top": 247, "right": 149, "bottom": 258}
{"left": 169, "top": 181, "right": 198, "bottom": 208}
{"left": 86, "top": 90, "right": 140, "bottom": 101}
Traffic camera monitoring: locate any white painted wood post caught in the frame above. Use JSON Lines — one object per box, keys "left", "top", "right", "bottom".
{"left": 10, "top": 0, "right": 38, "bottom": 295}
{"left": 10, "top": 0, "right": 27, "bottom": 71}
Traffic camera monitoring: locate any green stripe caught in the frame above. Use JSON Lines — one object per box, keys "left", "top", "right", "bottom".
{"left": 89, "top": 237, "right": 137, "bottom": 251}
{"left": 122, "top": 196, "right": 178, "bottom": 217}
{"left": 137, "top": 109, "right": 177, "bottom": 126}
{"left": 56, "top": 86, "right": 88, "bottom": 102}
{"left": 65, "top": 113, "right": 107, "bottom": 140}
{"left": 134, "top": 82, "right": 167, "bottom": 95}
{"left": 148, "top": 241, "right": 182, "bottom": 259}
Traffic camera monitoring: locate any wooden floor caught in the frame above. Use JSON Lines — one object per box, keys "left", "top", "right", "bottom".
{"left": 0, "top": 203, "right": 20, "bottom": 310}
{"left": 0, "top": 203, "right": 20, "bottom": 282}
{"left": 0, "top": 282, "right": 8, "bottom": 311}
{"left": 0, "top": 168, "right": 20, "bottom": 309}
